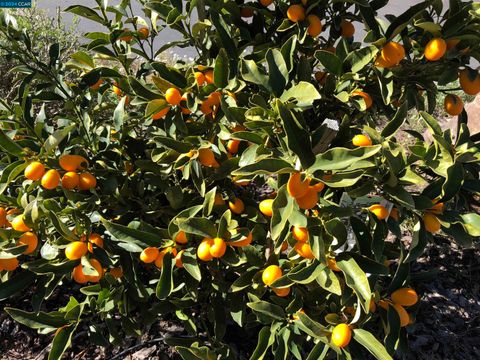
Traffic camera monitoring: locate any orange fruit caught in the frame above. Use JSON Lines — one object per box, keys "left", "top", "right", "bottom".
{"left": 424, "top": 38, "right": 447, "bottom": 61}
{"left": 369, "top": 204, "right": 389, "bottom": 220}
{"left": 273, "top": 287, "right": 290, "bottom": 297}
{"left": 138, "top": 27, "right": 150, "bottom": 39}
{"left": 287, "top": 172, "right": 310, "bottom": 198}
{"left": 165, "top": 88, "right": 182, "bottom": 105}
{"left": 228, "top": 230, "right": 252, "bottom": 247}
{"left": 351, "top": 90, "right": 372, "bottom": 109}
{"left": 294, "top": 241, "right": 314, "bottom": 259}
{"left": 392, "top": 303, "right": 410, "bottom": 327}
{"left": 209, "top": 237, "right": 227, "bottom": 258}
{"left": 327, "top": 256, "right": 341, "bottom": 272}
{"left": 281, "top": 241, "right": 288, "bottom": 252}
{"left": 459, "top": 69, "right": 480, "bottom": 95}
{"left": 429, "top": 202, "right": 444, "bottom": 215}
{"left": 260, "top": 0, "right": 272, "bottom": 6}
{"left": 175, "top": 250, "right": 184, "bottom": 268}
{"left": 314, "top": 71, "right": 327, "bottom": 85}
{"left": 109, "top": 267, "right": 123, "bottom": 278}
{"left": 78, "top": 172, "right": 97, "bottom": 190}
{"left": 331, "top": 324, "right": 351, "bottom": 348}
{"left": 259, "top": 199, "right": 274, "bottom": 217}
{"left": 11, "top": 215, "right": 31, "bottom": 232}
{"left": 240, "top": 7, "right": 254, "bottom": 18}
{"left": 389, "top": 208, "right": 400, "bottom": 221}
{"left": 370, "top": 301, "right": 377, "bottom": 313}
{"left": 446, "top": 38, "right": 460, "bottom": 50}
{"left": 286, "top": 4, "right": 305, "bottom": 22}
{"left": 198, "top": 148, "right": 219, "bottom": 168}
{"left": 227, "top": 139, "right": 241, "bottom": 154}
{"left": 24, "top": 161, "right": 45, "bottom": 181}
{"left": 0, "top": 207, "right": 6, "bottom": 228}
{"left": 152, "top": 106, "right": 170, "bottom": 120}
{"left": 59, "top": 154, "right": 88, "bottom": 172}
{"left": 292, "top": 226, "right": 308, "bottom": 242}
{"left": 311, "top": 182, "right": 325, "bottom": 192}
{"left": 17, "top": 232, "right": 38, "bottom": 254}
{"left": 140, "top": 247, "right": 160, "bottom": 263}
{"left": 340, "top": 19, "right": 355, "bottom": 37}
{"left": 444, "top": 94, "right": 464, "bottom": 116}
{"left": 197, "top": 238, "right": 214, "bottom": 261}
{"left": 205, "top": 91, "right": 221, "bottom": 107}
{"left": 307, "top": 15, "right": 322, "bottom": 37}
{"left": 423, "top": 213, "right": 441, "bottom": 233}
{"left": 352, "top": 134, "right": 372, "bottom": 147}
{"left": 86, "top": 233, "right": 103, "bottom": 253}
{"left": 119, "top": 28, "right": 133, "bottom": 42}
{"left": 391, "top": 288, "right": 418, "bottom": 307}
{"left": 204, "top": 69, "right": 214, "bottom": 84}
{"left": 155, "top": 247, "right": 177, "bottom": 268}
{"left": 65, "top": 241, "right": 88, "bottom": 260}
{"left": 0, "top": 257, "right": 19, "bottom": 271}
{"left": 214, "top": 194, "right": 225, "bottom": 206}
{"left": 229, "top": 198, "right": 245, "bottom": 215}
{"left": 90, "top": 79, "right": 103, "bottom": 91}
{"left": 377, "top": 41, "right": 405, "bottom": 68}
{"left": 295, "top": 187, "right": 318, "bottom": 210}
{"left": 112, "top": 83, "right": 123, "bottom": 96}
{"left": 175, "top": 230, "right": 188, "bottom": 244}
{"left": 262, "top": 265, "right": 282, "bottom": 286}
{"left": 61, "top": 171, "right": 79, "bottom": 190}
{"left": 194, "top": 72, "right": 205, "bottom": 85}
{"left": 85, "top": 258, "right": 103, "bottom": 282}
{"left": 378, "top": 299, "right": 390, "bottom": 310}
{"left": 41, "top": 169, "right": 60, "bottom": 190}
{"left": 72, "top": 264, "right": 88, "bottom": 284}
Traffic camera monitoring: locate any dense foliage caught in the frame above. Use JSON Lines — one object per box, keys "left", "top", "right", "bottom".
{"left": 0, "top": 0, "right": 479, "bottom": 359}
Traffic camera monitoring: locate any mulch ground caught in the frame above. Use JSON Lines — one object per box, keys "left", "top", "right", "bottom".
{"left": 0, "top": 235, "right": 479, "bottom": 360}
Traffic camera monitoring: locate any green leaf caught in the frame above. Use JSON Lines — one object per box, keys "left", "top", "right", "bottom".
{"left": 297, "top": 312, "right": 329, "bottom": 338}
{"left": 382, "top": 102, "right": 408, "bottom": 138}
{"left": 49, "top": 323, "right": 78, "bottom": 360}
{"left": 49, "top": 212, "right": 78, "bottom": 242}
{"left": 345, "top": 45, "right": 378, "bottom": 73}
{"left": 271, "top": 185, "right": 294, "bottom": 241}
{"left": 314, "top": 50, "right": 342, "bottom": 75}
{"left": 266, "top": 48, "right": 289, "bottom": 96}
{"left": 280, "top": 81, "right": 321, "bottom": 107}
{"left": 353, "top": 329, "right": 393, "bottom": 360}
{"left": 5, "top": 308, "right": 69, "bottom": 329}
{"left": 419, "top": 111, "right": 442, "bottom": 136}
{"left": 151, "top": 62, "right": 187, "bottom": 88}
{"left": 0, "top": 271, "right": 36, "bottom": 301}
{"left": 250, "top": 326, "right": 274, "bottom": 360}
{"left": 241, "top": 59, "right": 270, "bottom": 91}
{"left": 45, "top": 125, "right": 75, "bottom": 153}
{"left": 101, "top": 218, "right": 163, "bottom": 248}
{"left": 441, "top": 162, "right": 464, "bottom": 201}
{"left": 0, "top": 129, "right": 25, "bottom": 157}
{"left": 232, "top": 158, "right": 293, "bottom": 176}
{"left": 247, "top": 300, "right": 286, "bottom": 321}
{"left": 308, "top": 146, "right": 381, "bottom": 172}
{"left": 214, "top": 48, "right": 229, "bottom": 88}
{"left": 129, "top": 76, "right": 162, "bottom": 100}
{"left": 156, "top": 252, "right": 175, "bottom": 299}
{"left": 336, "top": 256, "right": 372, "bottom": 311}
{"left": 181, "top": 248, "right": 201, "bottom": 281}
{"left": 460, "top": 213, "right": 480, "bottom": 237}
{"left": 64, "top": 5, "right": 104, "bottom": 24}
{"left": 385, "top": 1, "right": 433, "bottom": 39}
{"left": 178, "top": 217, "right": 217, "bottom": 238}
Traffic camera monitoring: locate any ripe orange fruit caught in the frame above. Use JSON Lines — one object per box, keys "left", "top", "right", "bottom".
{"left": 229, "top": 198, "right": 245, "bottom": 215}
{"left": 311, "top": 182, "right": 325, "bottom": 192}
{"left": 61, "top": 171, "right": 79, "bottom": 190}
{"left": 287, "top": 172, "right": 310, "bottom": 198}
{"left": 59, "top": 154, "right": 88, "bottom": 172}
{"left": 429, "top": 202, "right": 444, "bottom": 215}
{"left": 446, "top": 38, "right": 460, "bottom": 50}
{"left": 65, "top": 241, "right": 88, "bottom": 260}
{"left": 227, "top": 139, "right": 241, "bottom": 154}
{"left": 209, "top": 237, "right": 227, "bottom": 258}
{"left": 295, "top": 187, "right": 318, "bottom": 210}
{"left": 459, "top": 69, "right": 480, "bottom": 95}
{"left": 155, "top": 247, "right": 178, "bottom": 268}
{"left": 90, "top": 78, "right": 103, "bottom": 91}
{"left": 273, "top": 287, "right": 290, "bottom": 297}
{"left": 165, "top": 88, "right": 182, "bottom": 105}
{"left": 292, "top": 226, "right": 308, "bottom": 242}
{"left": 240, "top": 7, "right": 254, "bottom": 18}
{"left": 204, "top": 69, "right": 214, "bottom": 84}
{"left": 423, "top": 213, "right": 441, "bottom": 233}
{"left": 0, "top": 207, "right": 6, "bottom": 228}
{"left": 331, "top": 324, "right": 352, "bottom": 348}
{"left": 214, "top": 194, "right": 225, "bottom": 206}
{"left": 112, "top": 83, "right": 122, "bottom": 96}
{"left": 175, "top": 250, "right": 184, "bottom": 268}
{"left": 41, "top": 169, "right": 60, "bottom": 190}
{"left": 229, "top": 230, "right": 252, "bottom": 247}
{"left": 352, "top": 134, "right": 372, "bottom": 147}
{"left": 197, "top": 238, "right": 214, "bottom": 261}
{"left": 11, "top": 215, "right": 31, "bottom": 232}
{"left": 392, "top": 303, "right": 410, "bottom": 327}
{"left": 368, "top": 204, "right": 389, "bottom": 220}
{"left": 376, "top": 41, "right": 405, "bottom": 68}
{"left": 78, "top": 172, "right": 97, "bottom": 190}
{"left": 25, "top": 161, "right": 45, "bottom": 181}
{"left": 340, "top": 19, "right": 355, "bottom": 37}
{"left": 378, "top": 299, "right": 390, "bottom": 310}
{"left": 424, "top": 38, "right": 447, "bottom": 61}
{"left": 138, "top": 27, "right": 150, "bottom": 39}
{"left": 262, "top": 265, "right": 282, "bottom": 286}
{"left": 314, "top": 71, "right": 327, "bottom": 85}
{"left": 260, "top": 0, "right": 272, "bottom": 6}
{"left": 152, "top": 106, "right": 170, "bottom": 120}
{"left": 119, "top": 28, "right": 133, "bottom": 42}
{"left": 17, "top": 232, "right": 38, "bottom": 254}
{"left": 281, "top": 241, "right": 288, "bottom": 252}
{"left": 86, "top": 233, "right": 103, "bottom": 253}
{"left": 72, "top": 264, "right": 88, "bottom": 284}
{"left": 391, "top": 287, "right": 418, "bottom": 307}
{"left": 86, "top": 258, "right": 103, "bottom": 282}
{"left": 444, "top": 94, "right": 464, "bottom": 116}
{"left": 198, "top": 148, "right": 219, "bottom": 168}
{"left": 175, "top": 230, "right": 188, "bottom": 244}
{"left": 0, "top": 257, "right": 19, "bottom": 271}
{"left": 109, "top": 267, "right": 123, "bottom": 278}
{"left": 294, "top": 241, "right": 314, "bottom": 259}
{"left": 307, "top": 15, "right": 322, "bottom": 37}
{"left": 351, "top": 90, "right": 372, "bottom": 109}
{"left": 327, "top": 256, "right": 341, "bottom": 272}
{"left": 389, "top": 207, "right": 400, "bottom": 221}
{"left": 140, "top": 247, "right": 160, "bottom": 263}
{"left": 259, "top": 199, "right": 274, "bottom": 217}
{"left": 194, "top": 72, "right": 205, "bottom": 85}
{"left": 287, "top": 4, "right": 305, "bottom": 22}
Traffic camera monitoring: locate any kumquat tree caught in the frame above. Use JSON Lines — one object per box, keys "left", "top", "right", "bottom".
{"left": 0, "top": 0, "right": 479, "bottom": 359}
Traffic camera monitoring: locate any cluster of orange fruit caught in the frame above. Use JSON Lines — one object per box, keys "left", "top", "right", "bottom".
{"left": 378, "top": 287, "right": 419, "bottom": 327}
{"left": 262, "top": 265, "right": 290, "bottom": 297}
{"left": 286, "top": 172, "right": 325, "bottom": 210}
{"left": 118, "top": 26, "right": 150, "bottom": 43}
{"left": 140, "top": 245, "right": 183, "bottom": 268}
{"left": 24, "top": 154, "right": 96, "bottom": 191}
{"left": 291, "top": 226, "right": 314, "bottom": 259}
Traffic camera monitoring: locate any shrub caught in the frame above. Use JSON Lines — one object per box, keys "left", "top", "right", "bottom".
{"left": 0, "top": 0, "right": 479, "bottom": 359}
